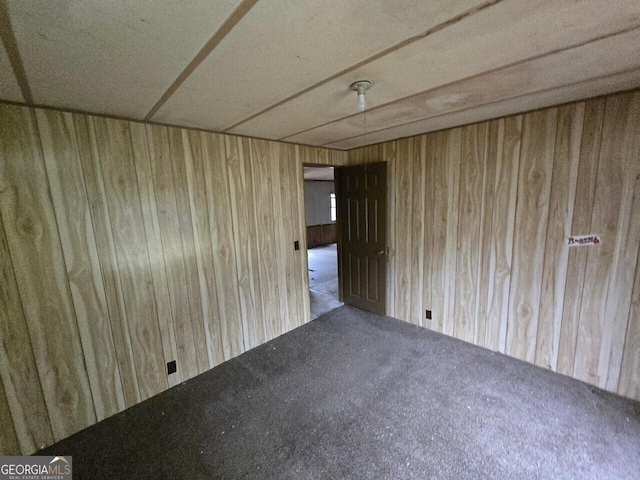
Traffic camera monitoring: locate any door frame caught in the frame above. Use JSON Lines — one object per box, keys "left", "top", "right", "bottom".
{"left": 301, "top": 163, "right": 344, "bottom": 306}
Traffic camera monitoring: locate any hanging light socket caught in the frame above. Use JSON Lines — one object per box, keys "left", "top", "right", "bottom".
{"left": 350, "top": 80, "right": 373, "bottom": 112}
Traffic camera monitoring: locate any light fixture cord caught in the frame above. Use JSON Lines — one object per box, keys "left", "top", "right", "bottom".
{"left": 363, "top": 109, "right": 367, "bottom": 146}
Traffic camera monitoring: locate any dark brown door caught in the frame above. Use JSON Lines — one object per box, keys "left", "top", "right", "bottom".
{"left": 336, "top": 162, "right": 387, "bottom": 315}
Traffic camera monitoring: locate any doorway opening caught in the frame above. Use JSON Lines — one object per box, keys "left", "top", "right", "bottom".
{"left": 303, "top": 165, "right": 343, "bottom": 319}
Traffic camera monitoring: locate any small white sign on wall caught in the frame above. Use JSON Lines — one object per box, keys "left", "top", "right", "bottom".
{"left": 567, "top": 235, "right": 601, "bottom": 247}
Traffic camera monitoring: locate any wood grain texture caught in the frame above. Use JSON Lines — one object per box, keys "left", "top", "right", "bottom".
{"left": 249, "top": 139, "right": 281, "bottom": 342}
{"left": 556, "top": 99, "right": 605, "bottom": 376}
{"left": 454, "top": 123, "right": 486, "bottom": 343}
{"left": 573, "top": 95, "right": 634, "bottom": 386}
{"left": 475, "top": 119, "right": 499, "bottom": 347}
{"left": 277, "top": 145, "right": 300, "bottom": 332}
{"left": 0, "top": 214, "right": 53, "bottom": 454}
{"left": 199, "top": 131, "right": 245, "bottom": 359}
{"left": 382, "top": 142, "right": 397, "bottom": 317}
{"left": 226, "top": 136, "right": 264, "bottom": 349}
{"left": 129, "top": 122, "right": 182, "bottom": 387}
{"left": 0, "top": 104, "right": 96, "bottom": 440}
{"left": 144, "top": 124, "right": 200, "bottom": 378}
{"left": 306, "top": 223, "right": 336, "bottom": 249}
{"left": 430, "top": 131, "right": 450, "bottom": 334}
{"left": 0, "top": 377, "right": 19, "bottom": 455}
{"left": 443, "top": 129, "right": 462, "bottom": 337}
{"left": 35, "top": 109, "right": 125, "bottom": 419}
{"left": 486, "top": 116, "right": 521, "bottom": 353}
{"left": 293, "top": 146, "right": 311, "bottom": 326}
{"left": 269, "top": 141, "right": 291, "bottom": 335}
{"left": 534, "top": 104, "right": 584, "bottom": 370}
{"left": 1, "top": 103, "right": 346, "bottom": 454}
{"left": 619, "top": 248, "right": 640, "bottom": 399}
{"left": 4, "top": 87, "right": 639, "bottom": 459}
{"left": 349, "top": 89, "right": 640, "bottom": 402}
{"left": 422, "top": 136, "right": 435, "bottom": 332}
{"left": 90, "top": 116, "right": 167, "bottom": 400}
{"left": 410, "top": 136, "right": 427, "bottom": 327}
{"left": 394, "top": 137, "right": 415, "bottom": 324}
{"left": 596, "top": 92, "right": 640, "bottom": 391}
{"left": 506, "top": 109, "right": 557, "bottom": 363}
{"left": 167, "top": 128, "right": 210, "bottom": 374}
{"left": 73, "top": 114, "right": 142, "bottom": 407}
{"left": 182, "top": 129, "right": 225, "bottom": 368}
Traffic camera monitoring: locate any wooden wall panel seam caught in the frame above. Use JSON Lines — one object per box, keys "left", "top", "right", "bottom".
{"left": 91, "top": 116, "right": 168, "bottom": 400}
{"left": 269, "top": 142, "right": 291, "bottom": 335}
{"left": 570, "top": 98, "right": 608, "bottom": 381}
{"left": 295, "top": 146, "right": 311, "bottom": 325}
{"left": 556, "top": 99, "right": 604, "bottom": 376}
{"left": 249, "top": 139, "right": 282, "bottom": 341}
{"left": 618, "top": 244, "right": 640, "bottom": 398}
{"left": 123, "top": 126, "right": 169, "bottom": 394}
{"left": 74, "top": 114, "right": 142, "bottom": 407}
{"left": 225, "top": 136, "right": 258, "bottom": 349}
{"left": 130, "top": 122, "right": 183, "bottom": 386}
{"left": 149, "top": 122, "right": 202, "bottom": 378}
{"left": 496, "top": 116, "right": 522, "bottom": 353}
{"left": 473, "top": 122, "right": 492, "bottom": 346}
{"left": 444, "top": 129, "right": 461, "bottom": 337}
{"left": 505, "top": 110, "right": 552, "bottom": 361}
{"left": 199, "top": 130, "right": 245, "bottom": 358}
{"left": 0, "top": 212, "right": 54, "bottom": 453}
{"left": 39, "top": 166, "right": 102, "bottom": 426}
{"left": 168, "top": 128, "right": 211, "bottom": 374}
{"left": 422, "top": 137, "right": 434, "bottom": 327}
{"left": 0, "top": 376, "right": 20, "bottom": 455}
{"left": 89, "top": 119, "right": 145, "bottom": 400}
{"left": 485, "top": 118, "right": 501, "bottom": 348}
{"left": 74, "top": 123, "right": 129, "bottom": 410}
{"left": 596, "top": 92, "right": 640, "bottom": 391}
{"left": 0, "top": 106, "right": 97, "bottom": 441}
{"left": 413, "top": 136, "right": 427, "bottom": 327}
{"left": 128, "top": 124, "right": 175, "bottom": 392}
{"left": 573, "top": 95, "right": 631, "bottom": 385}
{"left": 181, "top": 129, "right": 226, "bottom": 369}
{"left": 386, "top": 141, "right": 397, "bottom": 317}
{"left": 533, "top": 104, "right": 584, "bottom": 371}
{"left": 454, "top": 124, "right": 486, "bottom": 343}
{"left": 35, "top": 109, "right": 126, "bottom": 420}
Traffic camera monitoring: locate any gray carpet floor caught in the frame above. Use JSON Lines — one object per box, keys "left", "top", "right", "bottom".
{"left": 308, "top": 243, "right": 342, "bottom": 319}
{"left": 40, "top": 306, "right": 640, "bottom": 479}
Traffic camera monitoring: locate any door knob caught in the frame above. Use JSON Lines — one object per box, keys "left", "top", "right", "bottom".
{"left": 377, "top": 248, "right": 389, "bottom": 256}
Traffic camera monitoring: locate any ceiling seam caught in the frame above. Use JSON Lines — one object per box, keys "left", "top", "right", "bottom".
{"left": 288, "top": 24, "right": 640, "bottom": 145}
{"left": 221, "top": 0, "right": 504, "bottom": 133}
{"left": 0, "top": 98, "right": 348, "bottom": 153}
{"left": 322, "top": 68, "right": 640, "bottom": 149}
{"left": 0, "top": 0, "right": 33, "bottom": 104}
{"left": 144, "top": 0, "right": 260, "bottom": 121}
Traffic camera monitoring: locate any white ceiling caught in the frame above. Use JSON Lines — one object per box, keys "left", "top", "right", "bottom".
{"left": 2, "top": 0, "right": 639, "bottom": 149}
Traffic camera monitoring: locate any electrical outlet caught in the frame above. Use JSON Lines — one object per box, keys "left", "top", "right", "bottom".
{"left": 425, "top": 310, "right": 432, "bottom": 320}
{"left": 167, "top": 360, "right": 177, "bottom": 375}
{"left": 294, "top": 240, "right": 300, "bottom": 251}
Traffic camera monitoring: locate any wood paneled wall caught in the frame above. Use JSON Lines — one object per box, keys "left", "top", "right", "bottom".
{"left": 306, "top": 224, "right": 337, "bottom": 249}
{"left": 0, "top": 104, "right": 347, "bottom": 455}
{"left": 349, "top": 90, "right": 640, "bottom": 402}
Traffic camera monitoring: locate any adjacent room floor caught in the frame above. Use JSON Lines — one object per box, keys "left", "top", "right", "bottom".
{"left": 308, "top": 243, "right": 342, "bottom": 319}
{"left": 40, "top": 306, "right": 640, "bottom": 479}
